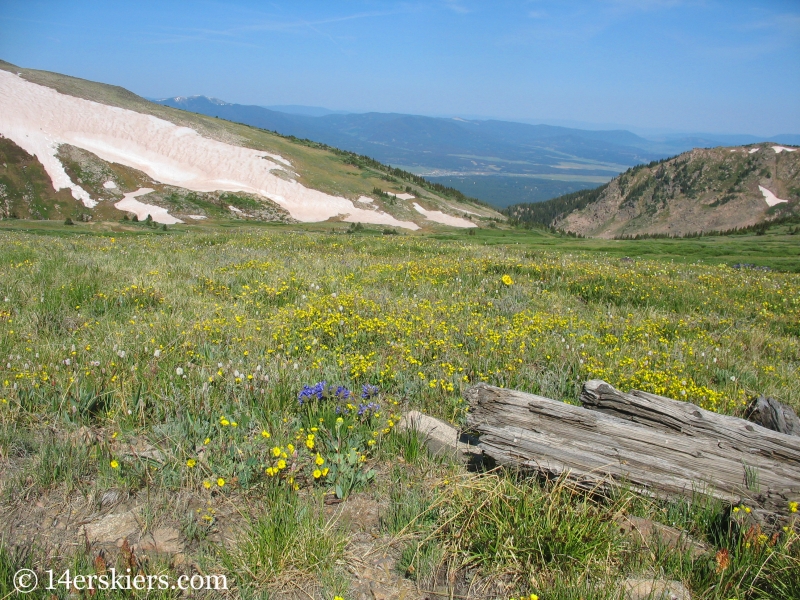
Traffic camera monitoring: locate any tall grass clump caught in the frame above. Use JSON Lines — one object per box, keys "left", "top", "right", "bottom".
{"left": 390, "top": 472, "right": 625, "bottom": 594}
{"left": 221, "top": 487, "right": 347, "bottom": 591}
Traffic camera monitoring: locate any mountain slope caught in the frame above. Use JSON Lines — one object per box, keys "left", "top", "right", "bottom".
{"left": 155, "top": 96, "right": 666, "bottom": 206}
{"left": 156, "top": 95, "right": 662, "bottom": 169}
{"left": 156, "top": 95, "right": 800, "bottom": 208}
{"left": 0, "top": 61, "right": 495, "bottom": 229}
{"left": 506, "top": 144, "right": 800, "bottom": 238}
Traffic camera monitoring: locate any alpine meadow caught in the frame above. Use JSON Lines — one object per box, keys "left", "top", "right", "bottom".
{"left": 1, "top": 2, "right": 800, "bottom": 600}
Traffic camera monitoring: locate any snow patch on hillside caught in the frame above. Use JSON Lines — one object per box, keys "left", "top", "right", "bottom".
{"left": 115, "top": 188, "right": 183, "bottom": 224}
{"left": 758, "top": 185, "right": 788, "bottom": 207}
{"left": 413, "top": 203, "right": 476, "bottom": 227}
{"left": 772, "top": 146, "right": 797, "bottom": 154}
{"left": 0, "top": 70, "right": 438, "bottom": 229}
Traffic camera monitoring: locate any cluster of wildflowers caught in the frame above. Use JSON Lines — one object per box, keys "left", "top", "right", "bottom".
{"left": 357, "top": 402, "right": 379, "bottom": 417}
{"left": 298, "top": 381, "right": 382, "bottom": 420}
{"left": 184, "top": 381, "right": 397, "bottom": 495}
{"left": 297, "top": 381, "right": 327, "bottom": 404}
{"left": 362, "top": 384, "right": 380, "bottom": 399}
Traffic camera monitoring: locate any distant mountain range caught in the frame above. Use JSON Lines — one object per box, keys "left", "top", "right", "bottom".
{"left": 154, "top": 96, "right": 800, "bottom": 207}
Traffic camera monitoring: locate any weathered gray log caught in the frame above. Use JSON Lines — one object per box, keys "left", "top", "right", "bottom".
{"left": 465, "top": 382, "right": 800, "bottom": 524}
{"left": 580, "top": 380, "right": 800, "bottom": 467}
{"left": 746, "top": 396, "right": 800, "bottom": 437}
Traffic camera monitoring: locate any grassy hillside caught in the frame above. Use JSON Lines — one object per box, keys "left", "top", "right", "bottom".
{"left": 506, "top": 145, "right": 800, "bottom": 238}
{"left": 0, "top": 136, "right": 81, "bottom": 220}
{"left": 0, "top": 223, "right": 798, "bottom": 598}
{"left": 0, "top": 60, "right": 497, "bottom": 228}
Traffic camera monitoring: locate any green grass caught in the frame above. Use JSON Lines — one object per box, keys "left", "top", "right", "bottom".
{"left": 432, "top": 226, "right": 800, "bottom": 272}
{"left": 221, "top": 486, "right": 347, "bottom": 596}
{"left": 0, "top": 222, "right": 798, "bottom": 598}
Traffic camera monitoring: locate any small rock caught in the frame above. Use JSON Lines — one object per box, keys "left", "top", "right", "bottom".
{"left": 397, "top": 410, "right": 481, "bottom": 463}
{"left": 171, "top": 553, "right": 186, "bottom": 567}
{"left": 623, "top": 578, "right": 692, "bottom": 600}
{"left": 122, "top": 439, "right": 167, "bottom": 464}
{"left": 138, "top": 527, "right": 182, "bottom": 554}
{"left": 84, "top": 511, "right": 140, "bottom": 546}
{"left": 615, "top": 515, "right": 710, "bottom": 558}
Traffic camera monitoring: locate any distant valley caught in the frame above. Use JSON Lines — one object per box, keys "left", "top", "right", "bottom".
{"left": 155, "top": 95, "right": 800, "bottom": 207}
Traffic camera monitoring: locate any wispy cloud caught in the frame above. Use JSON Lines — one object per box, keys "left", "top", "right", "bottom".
{"left": 136, "top": 8, "right": 404, "bottom": 51}
{"left": 441, "top": 0, "right": 472, "bottom": 15}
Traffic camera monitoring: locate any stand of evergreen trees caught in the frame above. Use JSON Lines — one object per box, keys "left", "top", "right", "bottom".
{"left": 503, "top": 184, "right": 610, "bottom": 229}
{"left": 613, "top": 214, "right": 800, "bottom": 240}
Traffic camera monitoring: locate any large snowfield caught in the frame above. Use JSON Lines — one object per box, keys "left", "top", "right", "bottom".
{"left": 0, "top": 70, "right": 436, "bottom": 229}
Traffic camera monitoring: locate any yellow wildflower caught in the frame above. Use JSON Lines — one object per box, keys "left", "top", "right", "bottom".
{"left": 110, "top": 460, "right": 119, "bottom": 469}
{"left": 186, "top": 459, "right": 196, "bottom": 468}
{"left": 217, "top": 478, "right": 225, "bottom": 487}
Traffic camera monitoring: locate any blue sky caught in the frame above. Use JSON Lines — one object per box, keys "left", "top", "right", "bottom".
{"left": 1, "top": 1, "right": 798, "bottom": 135}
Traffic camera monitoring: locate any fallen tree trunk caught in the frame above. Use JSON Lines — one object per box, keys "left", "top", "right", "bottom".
{"left": 580, "top": 380, "right": 800, "bottom": 467}
{"left": 465, "top": 382, "right": 800, "bottom": 525}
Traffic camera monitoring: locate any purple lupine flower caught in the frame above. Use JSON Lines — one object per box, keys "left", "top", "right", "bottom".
{"left": 298, "top": 381, "right": 327, "bottom": 405}
{"left": 361, "top": 384, "right": 380, "bottom": 399}
{"left": 357, "top": 401, "right": 380, "bottom": 417}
